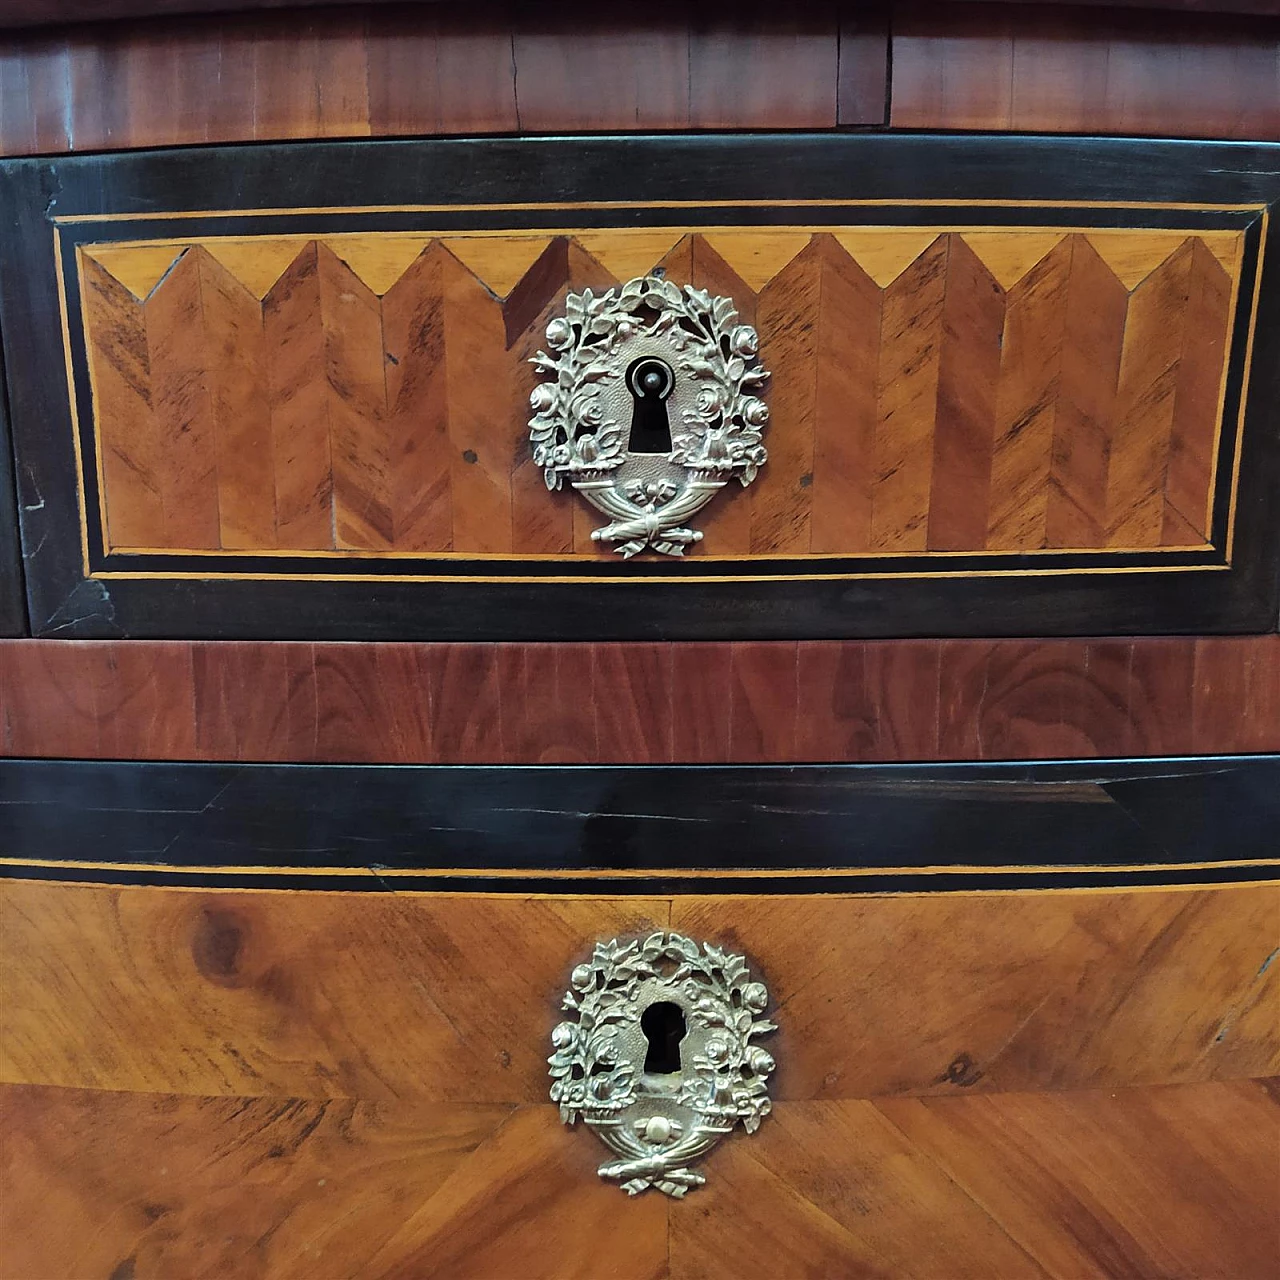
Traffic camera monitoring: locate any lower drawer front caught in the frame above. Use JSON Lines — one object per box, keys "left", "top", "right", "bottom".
{"left": 2, "top": 879, "right": 1277, "bottom": 1279}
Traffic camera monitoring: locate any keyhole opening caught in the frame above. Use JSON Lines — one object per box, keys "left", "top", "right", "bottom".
{"left": 641, "top": 1001, "right": 687, "bottom": 1075}
{"left": 626, "top": 357, "right": 674, "bottom": 454}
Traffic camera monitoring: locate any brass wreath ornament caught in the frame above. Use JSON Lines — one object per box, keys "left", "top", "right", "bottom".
{"left": 528, "top": 275, "right": 770, "bottom": 557}
{"left": 549, "top": 932, "right": 776, "bottom": 1197}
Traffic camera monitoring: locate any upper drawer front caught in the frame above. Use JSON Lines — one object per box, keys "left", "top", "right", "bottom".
{"left": 3, "top": 135, "right": 1277, "bottom": 639}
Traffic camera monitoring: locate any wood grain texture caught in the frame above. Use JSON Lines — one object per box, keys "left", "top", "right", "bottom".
{"left": 2, "top": 636, "right": 1277, "bottom": 763}
{"left": 0, "top": 4, "right": 857, "bottom": 157}
{"left": 364, "top": 7, "right": 519, "bottom": 138}
{"left": 687, "top": 5, "right": 840, "bottom": 129}
{"left": 201, "top": 249, "right": 276, "bottom": 549}
{"left": 810, "top": 235, "right": 880, "bottom": 552}
{"left": 892, "top": 2, "right": 1280, "bottom": 138}
{"left": 0, "top": 638, "right": 198, "bottom": 759}
{"left": 382, "top": 245, "right": 452, "bottom": 552}
{"left": 872, "top": 1079, "right": 1280, "bottom": 1280}
{"left": 144, "top": 248, "right": 221, "bottom": 550}
{"left": 1192, "top": 634, "right": 1280, "bottom": 754}
{"left": 361, "top": 1105, "right": 670, "bottom": 1280}
{"left": 2, "top": 4, "right": 1275, "bottom": 157}
{"left": 442, "top": 252, "right": 515, "bottom": 555}
{"left": 838, "top": 5, "right": 891, "bottom": 126}
{"left": 0, "top": 882, "right": 672, "bottom": 1102}
{"left": 750, "top": 244, "right": 820, "bottom": 553}
{"left": 81, "top": 228, "right": 1240, "bottom": 558}
{"left": 264, "top": 243, "right": 332, "bottom": 550}
{"left": 319, "top": 244, "right": 394, "bottom": 548}
{"left": 0, "top": 32, "right": 71, "bottom": 154}
{"left": 987, "top": 236, "right": 1071, "bottom": 550}
{"left": 929, "top": 235, "right": 1004, "bottom": 550}
{"left": 1045, "top": 236, "right": 1129, "bottom": 549}
{"left": 81, "top": 254, "right": 165, "bottom": 548}
{"left": 871, "top": 234, "right": 948, "bottom": 551}
{"left": 2, "top": 880, "right": 1276, "bottom": 1104}
{"left": 1165, "top": 239, "right": 1234, "bottom": 543}
{"left": 1107, "top": 241, "right": 1194, "bottom": 547}
{"left": 511, "top": 4, "right": 691, "bottom": 132}
{"left": 673, "top": 888, "right": 1280, "bottom": 1099}
{"left": 5, "top": 1077, "right": 1274, "bottom": 1280}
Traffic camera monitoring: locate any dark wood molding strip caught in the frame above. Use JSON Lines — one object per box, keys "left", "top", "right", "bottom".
{"left": 1, "top": 755, "right": 1276, "bottom": 893}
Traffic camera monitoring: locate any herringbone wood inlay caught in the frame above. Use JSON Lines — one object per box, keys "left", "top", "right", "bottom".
{"left": 78, "top": 227, "right": 1242, "bottom": 557}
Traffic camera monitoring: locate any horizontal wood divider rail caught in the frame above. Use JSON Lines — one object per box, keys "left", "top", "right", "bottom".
{"left": 3, "top": 1, "right": 1279, "bottom": 158}
{"left": 891, "top": 1, "right": 1280, "bottom": 138}
{"left": 0, "top": 1, "right": 881, "bottom": 157}
{"left": 0, "top": 635, "right": 1275, "bottom": 763}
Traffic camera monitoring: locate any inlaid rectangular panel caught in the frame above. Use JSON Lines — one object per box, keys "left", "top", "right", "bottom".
{"left": 77, "top": 226, "right": 1242, "bottom": 558}
{"left": 2, "top": 135, "right": 1277, "bottom": 638}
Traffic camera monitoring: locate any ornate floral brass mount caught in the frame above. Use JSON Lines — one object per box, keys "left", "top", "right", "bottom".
{"left": 549, "top": 931, "right": 776, "bottom": 1197}
{"left": 528, "top": 276, "right": 770, "bottom": 557}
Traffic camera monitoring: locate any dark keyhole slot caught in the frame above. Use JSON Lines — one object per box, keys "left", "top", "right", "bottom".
{"left": 626, "top": 357, "right": 674, "bottom": 454}
{"left": 641, "top": 1001, "right": 687, "bottom": 1074}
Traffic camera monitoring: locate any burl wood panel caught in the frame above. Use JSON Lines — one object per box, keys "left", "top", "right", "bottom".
{"left": 2, "top": 635, "right": 1277, "bottom": 763}
{"left": 1, "top": 879, "right": 1277, "bottom": 1277}
{"left": 2, "top": 1080, "right": 1277, "bottom": 1280}
{"left": 80, "top": 227, "right": 1242, "bottom": 557}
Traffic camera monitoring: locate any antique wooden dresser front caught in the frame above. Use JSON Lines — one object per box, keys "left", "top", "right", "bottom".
{"left": 0, "top": 4, "right": 1277, "bottom": 1278}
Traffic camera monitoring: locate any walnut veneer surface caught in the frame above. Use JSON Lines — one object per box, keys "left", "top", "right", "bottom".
{"left": 2, "top": 879, "right": 1278, "bottom": 1279}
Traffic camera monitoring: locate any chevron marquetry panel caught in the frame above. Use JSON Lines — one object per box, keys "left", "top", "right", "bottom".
{"left": 78, "top": 227, "right": 1243, "bottom": 557}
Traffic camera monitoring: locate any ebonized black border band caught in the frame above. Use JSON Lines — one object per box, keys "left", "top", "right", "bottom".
{"left": 2, "top": 756, "right": 1275, "bottom": 895}
{"left": 4, "top": 863, "right": 1276, "bottom": 895}
{"left": 0, "top": 332, "right": 26, "bottom": 637}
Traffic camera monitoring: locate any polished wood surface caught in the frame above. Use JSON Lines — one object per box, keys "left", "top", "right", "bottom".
{"left": 3, "top": 2, "right": 1277, "bottom": 157}
{"left": 2, "top": 635, "right": 1276, "bottom": 763}
{"left": 0, "top": 3, "right": 876, "bottom": 158}
{"left": 3, "top": 880, "right": 1276, "bottom": 1102}
{"left": 892, "top": 2, "right": 1280, "bottom": 137}
{"left": 3, "top": 0, "right": 1279, "bottom": 28}
{"left": 80, "top": 229, "right": 1241, "bottom": 557}
{"left": 1, "top": 875, "right": 1277, "bottom": 1278}
{"left": 2, "top": 1078, "right": 1276, "bottom": 1280}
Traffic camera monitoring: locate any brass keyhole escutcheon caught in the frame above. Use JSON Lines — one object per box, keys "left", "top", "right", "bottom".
{"left": 528, "top": 275, "right": 770, "bottom": 558}
{"left": 550, "top": 931, "right": 776, "bottom": 1197}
